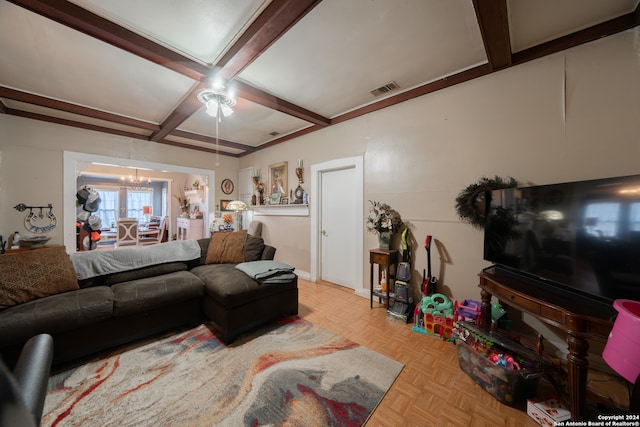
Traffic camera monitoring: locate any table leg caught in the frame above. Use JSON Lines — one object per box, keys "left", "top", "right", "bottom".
{"left": 567, "top": 333, "right": 589, "bottom": 420}
{"left": 479, "top": 289, "right": 492, "bottom": 326}
{"left": 370, "top": 262, "right": 374, "bottom": 309}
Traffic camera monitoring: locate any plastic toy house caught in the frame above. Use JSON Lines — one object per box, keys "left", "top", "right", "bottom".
{"left": 412, "top": 293, "right": 455, "bottom": 340}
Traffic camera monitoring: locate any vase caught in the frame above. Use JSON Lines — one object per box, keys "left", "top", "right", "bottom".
{"left": 378, "top": 231, "right": 392, "bottom": 249}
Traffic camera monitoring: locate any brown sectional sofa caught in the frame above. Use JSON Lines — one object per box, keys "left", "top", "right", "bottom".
{"left": 0, "top": 234, "right": 298, "bottom": 367}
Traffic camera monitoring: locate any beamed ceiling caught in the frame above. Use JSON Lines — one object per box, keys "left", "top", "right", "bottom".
{"left": 1, "top": 0, "right": 639, "bottom": 158}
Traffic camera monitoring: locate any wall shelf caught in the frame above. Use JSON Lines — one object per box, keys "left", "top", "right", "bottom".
{"left": 184, "top": 189, "right": 204, "bottom": 204}
{"left": 252, "top": 204, "right": 309, "bottom": 216}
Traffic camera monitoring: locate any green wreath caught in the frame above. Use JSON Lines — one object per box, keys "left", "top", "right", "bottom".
{"left": 455, "top": 176, "right": 518, "bottom": 229}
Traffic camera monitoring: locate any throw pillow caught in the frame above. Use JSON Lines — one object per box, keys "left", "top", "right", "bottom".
{"left": 205, "top": 230, "right": 248, "bottom": 264}
{"left": 244, "top": 235, "right": 265, "bottom": 262}
{"left": 0, "top": 246, "right": 79, "bottom": 310}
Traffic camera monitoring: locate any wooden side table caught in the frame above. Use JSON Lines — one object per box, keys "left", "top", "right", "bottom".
{"left": 369, "top": 249, "right": 399, "bottom": 309}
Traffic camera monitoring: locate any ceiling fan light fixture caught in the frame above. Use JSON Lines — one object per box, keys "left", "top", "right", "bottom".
{"left": 198, "top": 89, "right": 236, "bottom": 118}
{"left": 220, "top": 103, "right": 234, "bottom": 117}
{"left": 197, "top": 88, "right": 236, "bottom": 168}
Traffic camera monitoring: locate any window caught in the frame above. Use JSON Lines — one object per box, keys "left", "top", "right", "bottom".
{"left": 584, "top": 202, "right": 620, "bottom": 238}
{"left": 162, "top": 188, "right": 167, "bottom": 217}
{"left": 630, "top": 203, "right": 640, "bottom": 232}
{"left": 127, "top": 189, "right": 153, "bottom": 222}
{"left": 94, "top": 188, "right": 118, "bottom": 228}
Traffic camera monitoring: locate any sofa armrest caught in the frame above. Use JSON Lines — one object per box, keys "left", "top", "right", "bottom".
{"left": 12, "top": 334, "right": 53, "bottom": 426}
{"left": 262, "top": 245, "right": 276, "bottom": 260}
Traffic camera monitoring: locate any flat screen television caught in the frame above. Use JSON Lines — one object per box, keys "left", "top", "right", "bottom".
{"left": 484, "top": 174, "right": 640, "bottom": 315}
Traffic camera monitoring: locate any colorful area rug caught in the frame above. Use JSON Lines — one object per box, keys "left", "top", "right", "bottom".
{"left": 43, "top": 317, "right": 403, "bottom": 426}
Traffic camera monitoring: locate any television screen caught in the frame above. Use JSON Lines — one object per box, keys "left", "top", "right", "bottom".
{"left": 484, "top": 175, "right": 640, "bottom": 308}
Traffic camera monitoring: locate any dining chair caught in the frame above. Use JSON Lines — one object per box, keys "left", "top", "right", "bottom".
{"left": 140, "top": 216, "right": 167, "bottom": 246}
{"left": 116, "top": 219, "right": 138, "bottom": 247}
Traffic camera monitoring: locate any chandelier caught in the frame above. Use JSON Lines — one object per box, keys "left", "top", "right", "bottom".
{"left": 197, "top": 88, "right": 236, "bottom": 167}
{"left": 121, "top": 169, "right": 150, "bottom": 189}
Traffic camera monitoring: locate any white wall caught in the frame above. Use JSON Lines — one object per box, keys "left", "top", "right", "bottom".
{"left": 2, "top": 28, "right": 639, "bottom": 313}
{"left": 240, "top": 28, "right": 640, "bottom": 309}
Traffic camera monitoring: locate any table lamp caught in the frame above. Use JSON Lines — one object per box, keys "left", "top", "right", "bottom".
{"left": 142, "top": 205, "right": 152, "bottom": 223}
{"left": 602, "top": 299, "right": 640, "bottom": 412}
{"left": 227, "top": 200, "right": 247, "bottom": 230}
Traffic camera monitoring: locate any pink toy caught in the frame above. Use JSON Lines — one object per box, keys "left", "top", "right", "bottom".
{"left": 457, "top": 299, "right": 481, "bottom": 323}
{"left": 488, "top": 352, "right": 521, "bottom": 370}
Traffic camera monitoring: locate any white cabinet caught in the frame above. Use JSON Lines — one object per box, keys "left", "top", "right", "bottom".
{"left": 176, "top": 218, "right": 203, "bottom": 240}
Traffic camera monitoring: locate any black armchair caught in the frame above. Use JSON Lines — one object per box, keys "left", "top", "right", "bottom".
{"left": 0, "top": 334, "right": 53, "bottom": 427}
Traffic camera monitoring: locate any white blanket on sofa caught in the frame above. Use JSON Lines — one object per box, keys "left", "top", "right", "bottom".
{"left": 70, "top": 240, "right": 201, "bottom": 280}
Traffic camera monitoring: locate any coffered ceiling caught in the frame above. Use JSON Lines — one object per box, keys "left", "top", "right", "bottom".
{"left": 1, "top": 0, "right": 638, "bottom": 158}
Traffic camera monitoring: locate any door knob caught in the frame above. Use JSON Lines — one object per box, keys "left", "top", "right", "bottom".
{"left": 321, "top": 230, "right": 328, "bottom": 236}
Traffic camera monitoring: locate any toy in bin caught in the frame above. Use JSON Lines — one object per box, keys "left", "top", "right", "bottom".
{"left": 455, "top": 322, "right": 545, "bottom": 405}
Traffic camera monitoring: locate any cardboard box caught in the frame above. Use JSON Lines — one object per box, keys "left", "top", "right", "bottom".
{"left": 527, "top": 396, "right": 571, "bottom": 426}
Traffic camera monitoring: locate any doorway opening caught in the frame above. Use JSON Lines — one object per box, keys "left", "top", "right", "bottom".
{"left": 63, "top": 151, "right": 215, "bottom": 251}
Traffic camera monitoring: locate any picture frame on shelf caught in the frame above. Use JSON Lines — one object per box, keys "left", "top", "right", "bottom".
{"left": 280, "top": 196, "right": 289, "bottom": 205}
{"left": 270, "top": 192, "right": 282, "bottom": 205}
{"left": 220, "top": 199, "right": 232, "bottom": 211}
{"left": 268, "top": 161, "right": 288, "bottom": 197}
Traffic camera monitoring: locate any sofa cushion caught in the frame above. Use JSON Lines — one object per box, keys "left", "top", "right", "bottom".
{"left": 111, "top": 271, "right": 204, "bottom": 317}
{"left": 0, "top": 246, "right": 79, "bottom": 310}
{"left": 205, "top": 231, "right": 247, "bottom": 264}
{"left": 0, "top": 287, "right": 113, "bottom": 346}
{"left": 104, "top": 262, "right": 188, "bottom": 286}
{"left": 195, "top": 235, "right": 267, "bottom": 265}
{"left": 191, "top": 264, "right": 297, "bottom": 308}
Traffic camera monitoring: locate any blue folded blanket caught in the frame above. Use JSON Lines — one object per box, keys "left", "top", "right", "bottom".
{"left": 235, "top": 260, "right": 296, "bottom": 284}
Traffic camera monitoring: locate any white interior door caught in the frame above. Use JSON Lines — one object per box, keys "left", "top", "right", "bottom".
{"left": 311, "top": 156, "right": 363, "bottom": 291}
{"left": 320, "top": 166, "right": 357, "bottom": 288}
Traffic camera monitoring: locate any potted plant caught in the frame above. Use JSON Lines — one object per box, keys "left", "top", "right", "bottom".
{"left": 174, "top": 195, "right": 191, "bottom": 218}
{"left": 366, "top": 200, "right": 403, "bottom": 248}
{"left": 222, "top": 214, "right": 234, "bottom": 231}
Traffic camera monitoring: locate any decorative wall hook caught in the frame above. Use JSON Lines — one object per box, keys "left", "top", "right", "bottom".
{"left": 14, "top": 203, "right": 57, "bottom": 234}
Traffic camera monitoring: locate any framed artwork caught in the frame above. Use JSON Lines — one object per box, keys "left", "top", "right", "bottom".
{"left": 280, "top": 196, "right": 289, "bottom": 205}
{"left": 270, "top": 192, "right": 281, "bottom": 205}
{"left": 268, "top": 161, "right": 288, "bottom": 197}
{"left": 221, "top": 179, "right": 234, "bottom": 195}
{"left": 220, "top": 199, "right": 232, "bottom": 211}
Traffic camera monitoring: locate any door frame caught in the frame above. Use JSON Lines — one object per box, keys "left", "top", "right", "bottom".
{"left": 310, "top": 156, "right": 364, "bottom": 291}
{"left": 63, "top": 151, "right": 215, "bottom": 251}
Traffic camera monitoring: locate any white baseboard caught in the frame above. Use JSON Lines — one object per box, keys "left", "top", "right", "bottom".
{"left": 354, "top": 289, "right": 370, "bottom": 299}
{"left": 294, "top": 269, "right": 310, "bottom": 281}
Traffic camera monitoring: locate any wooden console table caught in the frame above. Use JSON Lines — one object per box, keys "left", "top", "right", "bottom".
{"left": 478, "top": 268, "right": 614, "bottom": 420}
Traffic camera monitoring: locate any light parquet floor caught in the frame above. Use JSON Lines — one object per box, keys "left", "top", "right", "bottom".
{"left": 297, "top": 279, "right": 540, "bottom": 427}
